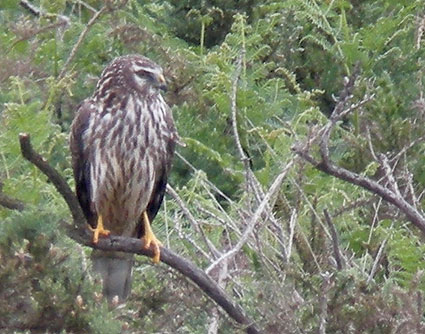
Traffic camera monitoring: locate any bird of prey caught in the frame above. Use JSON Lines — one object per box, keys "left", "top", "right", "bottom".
{"left": 70, "top": 55, "right": 178, "bottom": 301}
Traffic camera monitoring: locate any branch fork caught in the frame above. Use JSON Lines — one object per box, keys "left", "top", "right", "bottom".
{"left": 292, "top": 68, "right": 425, "bottom": 235}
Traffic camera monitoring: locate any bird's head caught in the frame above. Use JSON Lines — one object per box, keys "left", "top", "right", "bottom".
{"left": 126, "top": 55, "right": 167, "bottom": 94}
{"left": 94, "top": 55, "right": 167, "bottom": 100}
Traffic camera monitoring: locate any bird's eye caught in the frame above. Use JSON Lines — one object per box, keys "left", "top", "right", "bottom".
{"left": 135, "top": 70, "right": 155, "bottom": 81}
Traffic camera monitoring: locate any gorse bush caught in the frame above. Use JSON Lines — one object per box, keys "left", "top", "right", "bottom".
{"left": 1, "top": 0, "right": 425, "bottom": 333}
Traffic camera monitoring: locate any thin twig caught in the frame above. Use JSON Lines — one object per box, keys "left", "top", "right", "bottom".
{"left": 366, "top": 239, "right": 387, "bottom": 284}
{"left": 318, "top": 272, "right": 332, "bottom": 334}
{"left": 229, "top": 51, "right": 265, "bottom": 206}
{"left": 167, "top": 184, "right": 221, "bottom": 258}
{"left": 379, "top": 154, "right": 402, "bottom": 198}
{"left": 323, "top": 209, "right": 345, "bottom": 270}
{"left": 332, "top": 197, "right": 375, "bottom": 217}
{"left": 286, "top": 209, "right": 297, "bottom": 262}
{"left": 230, "top": 51, "right": 249, "bottom": 168}
{"left": 206, "top": 162, "right": 293, "bottom": 274}
{"left": 58, "top": 6, "right": 108, "bottom": 79}
{"left": 19, "top": 0, "right": 70, "bottom": 24}
{"left": 7, "top": 20, "right": 69, "bottom": 55}
{"left": 176, "top": 152, "right": 234, "bottom": 204}
{"left": 75, "top": 0, "right": 97, "bottom": 14}
{"left": 208, "top": 258, "right": 229, "bottom": 334}
{"left": 293, "top": 68, "right": 425, "bottom": 236}
{"left": 19, "top": 0, "right": 40, "bottom": 16}
{"left": 416, "top": 14, "right": 425, "bottom": 50}
{"left": 19, "top": 133, "right": 261, "bottom": 334}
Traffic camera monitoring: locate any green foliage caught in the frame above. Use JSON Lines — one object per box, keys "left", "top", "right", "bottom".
{"left": 2, "top": 0, "right": 425, "bottom": 332}
{"left": 0, "top": 209, "right": 121, "bottom": 333}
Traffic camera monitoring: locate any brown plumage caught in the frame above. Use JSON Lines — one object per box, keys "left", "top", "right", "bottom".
{"left": 70, "top": 55, "right": 178, "bottom": 301}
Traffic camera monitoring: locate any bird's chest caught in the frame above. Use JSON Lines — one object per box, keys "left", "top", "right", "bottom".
{"left": 86, "top": 98, "right": 168, "bottom": 229}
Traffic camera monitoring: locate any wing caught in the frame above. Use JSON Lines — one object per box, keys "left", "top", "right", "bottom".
{"left": 70, "top": 100, "right": 97, "bottom": 228}
{"left": 137, "top": 106, "right": 177, "bottom": 238}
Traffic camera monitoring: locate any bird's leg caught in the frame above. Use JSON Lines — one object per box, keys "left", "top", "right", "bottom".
{"left": 141, "top": 211, "right": 162, "bottom": 263}
{"left": 90, "top": 215, "right": 111, "bottom": 244}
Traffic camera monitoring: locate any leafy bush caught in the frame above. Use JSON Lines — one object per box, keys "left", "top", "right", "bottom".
{"left": 1, "top": 0, "right": 425, "bottom": 332}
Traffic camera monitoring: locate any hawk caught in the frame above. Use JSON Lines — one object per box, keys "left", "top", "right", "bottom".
{"left": 70, "top": 55, "right": 178, "bottom": 301}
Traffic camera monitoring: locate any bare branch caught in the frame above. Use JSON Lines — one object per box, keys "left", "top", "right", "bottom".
{"left": 229, "top": 51, "right": 265, "bottom": 206}
{"left": 7, "top": 20, "right": 70, "bottom": 55}
{"left": 366, "top": 239, "right": 387, "bottom": 284}
{"left": 0, "top": 192, "right": 25, "bottom": 211}
{"left": 285, "top": 209, "right": 297, "bottom": 262}
{"left": 293, "top": 68, "right": 425, "bottom": 236}
{"left": 206, "top": 161, "right": 293, "bottom": 274}
{"left": 323, "top": 209, "right": 345, "bottom": 270}
{"left": 379, "top": 154, "right": 402, "bottom": 198}
{"left": 19, "top": 0, "right": 42, "bottom": 17}
{"left": 166, "top": 184, "right": 221, "bottom": 259}
{"left": 315, "top": 158, "right": 425, "bottom": 234}
{"left": 19, "top": 0, "right": 70, "bottom": 25}
{"left": 231, "top": 51, "right": 249, "bottom": 167}
{"left": 208, "top": 258, "right": 229, "bottom": 334}
{"left": 332, "top": 197, "right": 375, "bottom": 217}
{"left": 318, "top": 272, "right": 332, "bottom": 334}
{"left": 58, "top": 6, "right": 108, "bottom": 79}
{"left": 416, "top": 14, "right": 425, "bottom": 50}
{"left": 19, "top": 133, "right": 86, "bottom": 226}
{"left": 19, "top": 133, "right": 261, "bottom": 334}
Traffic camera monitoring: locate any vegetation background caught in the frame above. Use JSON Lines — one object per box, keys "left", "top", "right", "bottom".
{"left": 1, "top": 0, "right": 425, "bottom": 333}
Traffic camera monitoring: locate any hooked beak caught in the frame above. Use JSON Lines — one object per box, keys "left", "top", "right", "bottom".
{"left": 156, "top": 73, "right": 167, "bottom": 92}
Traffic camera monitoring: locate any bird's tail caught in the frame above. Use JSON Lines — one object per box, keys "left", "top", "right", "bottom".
{"left": 91, "top": 250, "right": 134, "bottom": 302}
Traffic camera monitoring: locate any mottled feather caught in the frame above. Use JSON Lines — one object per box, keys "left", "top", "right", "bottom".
{"left": 70, "top": 55, "right": 178, "bottom": 301}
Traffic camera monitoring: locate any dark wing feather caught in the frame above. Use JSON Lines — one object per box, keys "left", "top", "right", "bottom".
{"left": 70, "top": 100, "right": 97, "bottom": 228}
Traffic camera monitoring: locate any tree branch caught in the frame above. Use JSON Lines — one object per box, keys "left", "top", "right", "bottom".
{"left": 19, "top": 133, "right": 86, "bottom": 226}
{"left": 0, "top": 192, "right": 25, "bottom": 211}
{"left": 323, "top": 209, "right": 345, "bottom": 270}
{"left": 205, "top": 161, "right": 293, "bottom": 274}
{"left": 18, "top": 133, "right": 261, "bottom": 334}
{"left": 293, "top": 69, "right": 425, "bottom": 236}
{"left": 58, "top": 6, "right": 108, "bottom": 79}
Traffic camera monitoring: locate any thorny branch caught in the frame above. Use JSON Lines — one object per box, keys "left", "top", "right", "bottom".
{"left": 18, "top": 133, "right": 261, "bottom": 334}
{"left": 292, "top": 69, "right": 425, "bottom": 236}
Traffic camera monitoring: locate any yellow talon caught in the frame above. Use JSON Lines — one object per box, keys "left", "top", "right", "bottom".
{"left": 90, "top": 215, "right": 111, "bottom": 244}
{"left": 141, "top": 211, "right": 162, "bottom": 263}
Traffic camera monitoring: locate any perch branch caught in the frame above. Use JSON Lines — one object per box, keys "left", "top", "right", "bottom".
{"left": 18, "top": 133, "right": 261, "bottom": 334}
{"left": 19, "top": 133, "right": 86, "bottom": 226}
